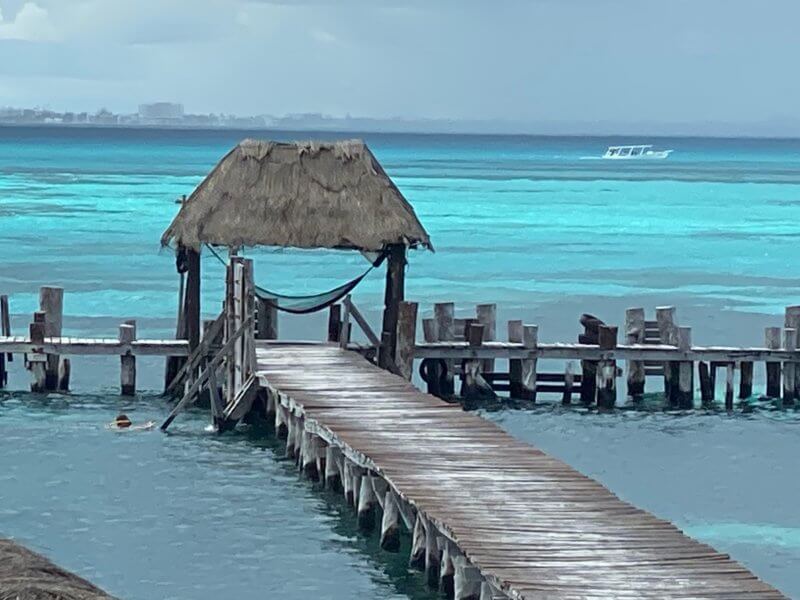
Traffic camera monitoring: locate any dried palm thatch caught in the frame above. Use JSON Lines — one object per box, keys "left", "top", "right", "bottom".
{"left": 0, "top": 538, "right": 117, "bottom": 600}
{"left": 161, "top": 139, "right": 432, "bottom": 252}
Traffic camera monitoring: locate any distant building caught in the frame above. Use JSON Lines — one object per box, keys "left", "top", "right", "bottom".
{"left": 138, "top": 102, "right": 184, "bottom": 125}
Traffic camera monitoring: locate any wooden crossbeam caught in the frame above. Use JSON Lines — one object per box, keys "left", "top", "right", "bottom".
{"left": 164, "top": 312, "right": 224, "bottom": 396}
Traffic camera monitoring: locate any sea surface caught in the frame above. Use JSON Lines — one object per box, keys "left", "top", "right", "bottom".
{"left": 1, "top": 126, "right": 800, "bottom": 598}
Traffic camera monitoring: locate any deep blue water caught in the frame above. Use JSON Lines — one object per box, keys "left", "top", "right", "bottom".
{"left": 1, "top": 126, "right": 800, "bottom": 598}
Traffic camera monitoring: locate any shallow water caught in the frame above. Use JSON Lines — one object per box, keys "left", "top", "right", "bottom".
{"left": 2, "top": 126, "right": 800, "bottom": 597}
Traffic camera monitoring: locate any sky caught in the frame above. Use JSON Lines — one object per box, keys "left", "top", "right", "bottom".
{"left": 0, "top": 0, "right": 799, "bottom": 131}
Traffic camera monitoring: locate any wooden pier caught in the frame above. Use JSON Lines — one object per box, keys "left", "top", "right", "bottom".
{"left": 252, "top": 342, "right": 783, "bottom": 599}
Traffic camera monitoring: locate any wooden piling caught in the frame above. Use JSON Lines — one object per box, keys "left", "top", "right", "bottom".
{"left": 0, "top": 295, "right": 7, "bottom": 388}
{"left": 656, "top": 306, "right": 679, "bottom": 406}
{"left": 739, "top": 361, "right": 753, "bottom": 400}
{"left": 462, "top": 323, "right": 495, "bottom": 400}
{"left": 29, "top": 312, "right": 47, "bottom": 392}
{"left": 256, "top": 296, "right": 278, "bottom": 340}
{"left": 184, "top": 247, "right": 201, "bottom": 354}
{"left": 507, "top": 320, "right": 523, "bottom": 398}
{"left": 579, "top": 314, "right": 600, "bottom": 405}
{"left": 596, "top": 325, "right": 618, "bottom": 409}
{"left": 676, "top": 327, "right": 693, "bottom": 409}
{"left": 380, "top": 490, "right": 401, "bottom": 552}
{"left": 119, "top": 321, "right": 136, "bottom": 396}
{"left": 765, "top": 327, "right": 781, "bottom": 398}
{"left": 724, "top": 362, "right": 735, "bottom": 411}
{"left": 698, "top": 362, "right": 714, "bottom": 408}
{"left": 563, "top": 361, "right": 575, "bottom": 405}
{"left": 785, "top": 306, "right": 800, "bottom": 402}
{"left": 783, "top": 328, "right": 797, "bottom": 406}
{"left": 422, "top": 318, "right": 443, "bottom": 396}
{"left": 58, "top": 358, "right": 71, "bottom": 392}
{"left": 435, "top": 302, "right": 455, "bottom": 396}
{"left": 38, "top": 286, "right": 63, "bottom": 391}
{"left": 476, "top": 303, "right": 496, "bottom": 374}
{"left": 625, "top": 308, "right": 646, "bottom": 402}
{"left": 521, "top": 325, "right": 538, "bottom": 402}
{"left": 327, "top": 304, "right": 341, "bottom": 343}
{"left": 395, "top": 301, "right": 418, "bottom": 380}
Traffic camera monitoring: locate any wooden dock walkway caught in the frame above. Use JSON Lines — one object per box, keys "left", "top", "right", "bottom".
{"left": 255, "top": 342, "right": 783, "bottom": 599}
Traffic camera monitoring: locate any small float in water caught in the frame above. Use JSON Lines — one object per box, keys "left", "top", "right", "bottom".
{"left": 602, "top": 144, "right": 673, "bottom": 159}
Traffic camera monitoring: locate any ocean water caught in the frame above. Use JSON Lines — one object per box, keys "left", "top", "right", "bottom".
{"left": 1, "top": 126, "right": 800, "bottom": 598}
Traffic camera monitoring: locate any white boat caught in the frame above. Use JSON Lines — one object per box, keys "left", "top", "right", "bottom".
{"left": 602, "top": 144, "right": 673, "bottom": 159}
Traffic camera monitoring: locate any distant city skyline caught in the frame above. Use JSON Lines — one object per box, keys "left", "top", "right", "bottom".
{"left": 0, "top": 0, "right": 799, "bottom": 137}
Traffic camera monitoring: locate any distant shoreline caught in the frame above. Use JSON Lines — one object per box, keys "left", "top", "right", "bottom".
{"left": 1, "top": 121, "right": 800, "bottom": 141}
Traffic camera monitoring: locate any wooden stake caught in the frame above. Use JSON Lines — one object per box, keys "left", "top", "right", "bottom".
{"left": 422, "top": 318, "right": 443, "bottom": 396}
{"left": 119, "top": 321, "right": 136, "bottom": 396}
{"left": 476, "top": 303, "right": 496, "bottom": 374}
{"left": 656, "top": 306, "right": 679, "bottom": 407}
{"left": 563, "top": 361, "right": 575, "bottom": 405}
{"left": 765, "top": 326, "right": 781, "bottom": 398}
{"left": 39, "top": 286, "right": 63, "bottom": 391}
{"left": 508, "top": 320, "right": 523, "bottom": 398}
{"left": 29, "top": 313, "right": 46, "bottom": 392}
{"left": 625, "top": 308, "right": 646, "bottom": 402}
{"left": 579, "top": 314, "right": 601, "bottom": 405}
{"left": 785, "top": 306, "right": 800, "bottom": 401}
{"left": 57, "top": 358, "right": 70, "bottom": 392}
{"left": 521, "top": 325, "right": 538, "bottom": 402}
{"left": 435, "top": 302, "right": 455, "bottom": 396}
{"left": 596, "top": 325, "right": 618, "bottom": 409}
{"left": 783, "top": 328, "right": 797, "bottom": 407}
{"left": 462, "top": 324, "right": 496, "bottom": 400}
{"left": 325, "top": 445, "right": 342, "bottom": 491}
{"left": 698, "top": 361, "right": 714, "bottom": 408}
{"left": 410, "top": 515, "right": 426, "bottom": 569}
{"left": 380, "top": 490, "right": 401, "bottom": 552}
{"left": 724, "top": 362, "right": 735, "bottom": 411}
{"left": 396, "top": 301, "right": 418, "bottom": 380}
{"left": 676, "top": 326, "right": 693, "bottom": 409}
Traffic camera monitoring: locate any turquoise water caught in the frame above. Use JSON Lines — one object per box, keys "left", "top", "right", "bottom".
{"left": 2, "top": 126, "right": 800, "bottom": 597}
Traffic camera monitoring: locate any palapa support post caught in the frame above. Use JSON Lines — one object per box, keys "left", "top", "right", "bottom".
{"left": 698, "top": 362, "right": 714, "bottom": 408}
{"left": 119, "top": 320, "right": 136, "bottom": 396}
{"left": 435, "top": 302, "right": 456, "bottom": 397}
{"left": 28, "top": 311, "right": 47, "bottom": 392}
{"left": 38, "top": 286, "right": 63, "bottom": 391}
{"left": 596, "top": 325, "right": 618, "bottom": 410}
{"left": 785, "top": 306, "right": 800, "bottom": 402}
{"left": 476, "top": 303, "right": 496, "bottom": 374}
{"left": 327, "top": 304, "right": 341, "bottom": 343}
{"left": 256, "top": 296, "right": 278, "bottom": 340}
{"left": 656, "top": 306, "right": 679, "bottom": 407}
{"left": 507, "top": 320, "right": 523, "bottom": 398}
{"left": 184, "top": 247, "right": 201, "bottom": 355}
{"left": 395, "top": 301, "right": 418, "bottom": 380}
{"left": 379, "top": 243, "right": 406, "bottom": 370}
{"left": 165, "top": 246, "right": 188, "bottom": 394}
{"left": 783, "top": 328, "right": 797, "bottom": 407}
{"left": 579, "top": 314, "right": 601, "bottom": 405}
{"left": 625, "top": 308, "right": 646, "bottom": 403}
{"left": 676, "top": 327, "right": 693, "bottom": 409}
{"left": 765, "top": 327, "right": 781, "bottom": 399}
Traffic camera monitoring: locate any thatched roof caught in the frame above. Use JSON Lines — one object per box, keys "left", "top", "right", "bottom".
{"left": 0, "top": 538, "right": 117, "bottom": 600}
{"left": 161, "top": 139, "right": 432, "bottom": 252}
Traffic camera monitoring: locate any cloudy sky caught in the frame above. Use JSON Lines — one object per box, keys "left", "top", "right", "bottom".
{"left": 0, "top": 0, "right": 798, "bottom": 127}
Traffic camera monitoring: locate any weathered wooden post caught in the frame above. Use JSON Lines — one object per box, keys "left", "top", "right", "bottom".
{"left": 676, "top": 326, "right": 693, "bottom": 409}
{"left": 724, "top": 362, "right": 735, "bottom": 411}
{"left": 785, "top": 306, "right": 800, "bottom": 402}
{"left": 339, "top": 295, "right": 352, "bottom": 350}
{"left": 0, "top": 294, "right": 8, "bottom": 388}
{"left": 625, "top": 308, "right": 646, "bottom": 403}
{"left": 739, "top": 361, "right": 754, "bottom": 401}
{"left": 462, "top": 323, "right": 486, "bottom": 399}
{"left": 765, "top": 326, "right": 781, "bottom": 398}
{"left": 579, "top": 314, "right": 601, "bottom": 405}
{"left": 58, "top": 358, "right": 71, "bottom": 392}
{"left": 380, "top": 243, "right": 406, "bottom": 369}
{"left": 521, "top": 324, "right": 538, "bottom": 402}
{"left": 476, "top": 303, "right": 496, "bottom": 374}
{"left": 656, "top": 306, "right": 679, "bottom": 406}
{"left": 507, "top": 320, "right": 523, "bottom": 398}
{"left": 395, "top": 301, "right": 418, "bottom": 380}
{"left": 29, "top": 311, "right": 47, "bottom": 392}
{"left": 39, "top": 286, "right": 63, "bottom": 391}
{"left": 256, "top": 296, "right": 278, "bottom": 340}
{"left": 184, "top": 247, "right": 201, "bottom": 355}
{"left": 421, "top": 318, "right": 443, "bottom": 396}
{"left": 596, "top": 325, "right": 618, "bottom": 409}
{"left": 698, "top": 361, "right": 714, "bottom": 408}
{"left": 434, "top": 302, "right": 455, "bottom": 396}
{"left": 119, "top": 320, "right": 136, "bottom": 396}
{"left": 783, "top": 328, "right": 797, "bottom": 407}
{"left": 327, "top": 304, "right": 341, "bottom": 343}
{"left": 563, "top": 361, "right": 575, "bottom": 405}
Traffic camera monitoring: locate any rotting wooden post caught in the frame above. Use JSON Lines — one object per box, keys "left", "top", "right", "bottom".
{"left": 29, "top": 312, "right": 47, "bottom": 392}
{"left": 785, "top": 306, "right": 800, "bottom": 402}
{"left": 410, "top": 516, "right": 426, "bottom": 570}
{"left": 119, "top": 320, "right": 136, "bottom": 396}
{"left": 508, "top": 320, "right": 523, "bottom": 398}
{"left": 698, "top": 362, "right": 714, "bottom": 408}
{"left": 739, "top": 361, "right": 753, "bottom": 400}
{"left": 380, "top": 490, "right": 401, "bottom": 552}
{"left": 765, "top": 327, "right": 781, "bottom": 398}
{"left": 563, "top": 361, "right": 575, "bottom": 405}
{"left": 476, "top": 303, "right": 496, "bottom": 374}
{"left": 380, "top": 244, "right": 406, "bottom": 369}
{"left": 424, "top": 521, "right": 440, "bottom": 588}
{"left": 656, "top": 306, "right": 679, "bottom": 407}
{"left": 521, "top": 325, "right": 538, "bottom": 402}
{"left": 58, "top": 358, "right": 70, "bottom": 392}
{"left": 676, "top": 326, "right": 693, "bottom": 409}
{"left": 724, "top": 362, "right": 735, "bottom": 411}
{"left": 396, "top": 301, "right": 418, "bottom": 380}
{"left": 625, "top": 308, "right": 646, "bottom": 403}
{"left": 327, "top": 304, "right": 341, "bottom": 343}
{"left": 596, "top": 325, "right": 618, "bottom": 410}
{"left": 783, "top": 328, "right": 797, "bottom": 407}
{"left": 256, "top": 296, "right": 278, "bottom": 340}
{"left": 39, "top": 286, "right": 63, "bottom": 391}
{"left": 434, "top": 302, "right": 455, "bottom": 396}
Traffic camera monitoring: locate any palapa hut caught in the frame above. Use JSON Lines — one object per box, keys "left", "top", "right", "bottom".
{"left": 161, "top": 139, "right": 432, "bottom": 371}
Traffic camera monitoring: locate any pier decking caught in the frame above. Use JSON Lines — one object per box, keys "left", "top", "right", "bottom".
{"left": 255, "top": 342, "right": 783, "bottom": 599}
